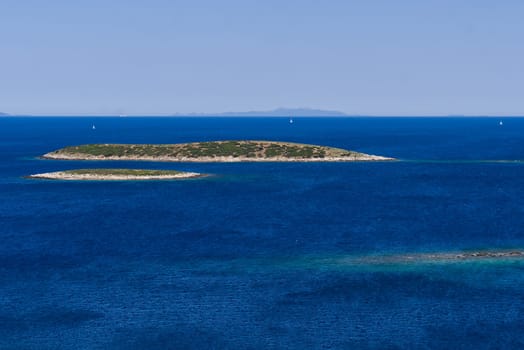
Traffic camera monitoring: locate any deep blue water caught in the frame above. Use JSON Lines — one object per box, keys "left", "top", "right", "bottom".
{"left": 2, "top": 117, "right": 524, "bottom": 349}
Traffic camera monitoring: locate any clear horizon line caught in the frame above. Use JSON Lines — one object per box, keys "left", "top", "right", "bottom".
{"left": 2, "top": 114, "right": 523, "bottom": 117}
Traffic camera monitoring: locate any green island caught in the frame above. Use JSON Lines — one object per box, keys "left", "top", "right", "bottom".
{"left": 27, "top": 168, "right": 202, "bottom": 180}
{"left": 42, "top": 140, "right": 394, "bottom": 162}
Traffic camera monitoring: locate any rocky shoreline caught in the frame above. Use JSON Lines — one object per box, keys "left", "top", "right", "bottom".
{"left": 42, "top": 153, "right": 393, "bottom": 162}
{"left": 345, "top": 250, "right": 524, "bottom": 265}
{"left": 28, "top": 171, "right": 202, "bottom": 181}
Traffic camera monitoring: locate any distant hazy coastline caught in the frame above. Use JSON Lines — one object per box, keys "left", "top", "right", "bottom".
{"left": 172, "top": 108, "right": 348, "bottom": 117}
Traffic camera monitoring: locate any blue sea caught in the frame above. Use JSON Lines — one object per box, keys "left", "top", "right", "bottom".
{"left": 2, "top": 117, "right": 524, "bottom": 349}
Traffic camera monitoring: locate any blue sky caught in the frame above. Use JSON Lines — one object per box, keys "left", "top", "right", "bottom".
{"left": 1, "top": 0, "right": 522, "bottom": 115}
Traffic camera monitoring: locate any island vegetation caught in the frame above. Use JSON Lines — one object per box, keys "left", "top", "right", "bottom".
{"left": 43, "top": 140, "right": 394, "bottom": 162}
{"left": 28, "top": 168, "right": 202, "bottom": 180}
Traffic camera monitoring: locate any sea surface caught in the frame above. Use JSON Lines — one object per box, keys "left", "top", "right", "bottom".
{"left": 1, "top": 117, "right": 524, "bottom": 349}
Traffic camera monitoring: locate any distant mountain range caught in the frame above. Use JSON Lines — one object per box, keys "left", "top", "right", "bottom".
{"left": 0, "top": 108, "right": 350, "bottom": 117}
{"left": 173, "top": 108, "right": 348, "bottom": 117}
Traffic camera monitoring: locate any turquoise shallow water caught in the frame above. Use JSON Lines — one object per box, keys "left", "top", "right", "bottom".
{"left": 1, "top": 117, "right": 524, "bottom": 349}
